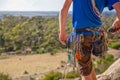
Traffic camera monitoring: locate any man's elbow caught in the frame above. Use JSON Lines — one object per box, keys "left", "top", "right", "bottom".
{"left": 59, "top": 8, "right": 68, "bottom": 17}
{"left": 60, "top": 8, "right": 67, "bottom": 14}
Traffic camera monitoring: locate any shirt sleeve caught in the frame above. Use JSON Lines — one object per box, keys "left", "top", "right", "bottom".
{"left": 107, "top": 0, "right": 120, "bottom": 10}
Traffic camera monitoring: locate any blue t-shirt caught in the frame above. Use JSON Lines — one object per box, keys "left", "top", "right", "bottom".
{"left": 72, "top": 0, "right": 120, "bottom": 29}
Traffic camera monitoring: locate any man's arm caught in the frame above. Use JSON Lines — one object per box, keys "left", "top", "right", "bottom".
{"left": 112, "top": 2, "right": 120, "bottom": 30}
{"left": 59, "top": 0, "right": 72, "bottom": 45}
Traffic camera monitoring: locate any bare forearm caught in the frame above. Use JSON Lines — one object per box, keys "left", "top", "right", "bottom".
{"left": 59, "top": 9, "right": 68, "bottom": 32}
{"left": 59, "top": 0, "right": 72, "bottom": 33}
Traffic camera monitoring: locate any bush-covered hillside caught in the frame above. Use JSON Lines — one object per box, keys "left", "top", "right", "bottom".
{"left": 0, "top": 15, "right": 72, "bottom": 54}
{"left": 0, "top": 15, "right": 119, "bottom": 54}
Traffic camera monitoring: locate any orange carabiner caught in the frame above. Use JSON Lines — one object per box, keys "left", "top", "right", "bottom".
{"left": 75, "top": 51, "right": 82, "bottom": 60}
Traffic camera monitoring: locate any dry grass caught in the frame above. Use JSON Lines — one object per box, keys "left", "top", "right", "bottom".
{"left": 0, "top": 53, "right": 67, "bottom": 79}
{"left": 0, "top": 49, "right": 119, "bottom": 79}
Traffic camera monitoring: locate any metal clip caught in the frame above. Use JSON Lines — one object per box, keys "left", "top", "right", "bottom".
{"left": 80, "top": 34, "right": 84, "bottom": 43}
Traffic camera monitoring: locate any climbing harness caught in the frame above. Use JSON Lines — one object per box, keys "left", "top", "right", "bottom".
{"left": 62, "top": 27, "right": 109, "bottom": 80}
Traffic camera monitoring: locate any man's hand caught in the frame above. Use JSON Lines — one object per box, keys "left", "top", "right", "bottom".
{"left": 59, "top": 0, "right": 72, "bottom": 45}
{"left": 111, "top": 2, "right": 120, "bottom": 33}
{"left": 112, "top": 18, "right": 120, "bottom": 28}
{"left": 59, "top": 31, "right": 68, "bottom": 45}
{"left": 111, "top": 18, "right": 120, "bottom": 33}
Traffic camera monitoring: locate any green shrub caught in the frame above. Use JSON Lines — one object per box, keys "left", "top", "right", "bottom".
{"left": 93, "top": 54, "right": 117, "bottom": 74}
{"left": 31, "top": 46, "right": 39, "bottom": 51}
{"left": 50, "top": 49, "right": 57, "bottom": 55}
{"left": 15, "top": 50, "right": 22, "bottom": 54}
{"left": 46, "top": 46, "right": 53, "bottom": 52}
{"left": 65, "top": 71, "right": 80, "bottom": 79}
{"left": 6, "top": 46, "right": 14, "bottom": 52}
{"left": 0, "top": 73, "right": 12, "bottom": 80}
{"left": 30, "top": 77, "right": 35, "bottom": 80}
{"left": 42, "top": 71, "right": 62, "bottom": 80}
{"left": 36, "top": 48, "right": 46, "bottom": 54}
{"left": 0, "top": 48, "right": 4, "bottom": 53}
{"left": 106, "top": 54, "right": 115, "bottom": 62}
{"left": 108, "top": 41, "right": 120, "bottom": 49}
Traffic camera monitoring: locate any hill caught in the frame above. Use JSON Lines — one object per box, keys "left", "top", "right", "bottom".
{"left": 0, "top": 14, "right": 120, "bottom": 55}
{"left": 0, "top": 11, "right": 116, "bottom": 18}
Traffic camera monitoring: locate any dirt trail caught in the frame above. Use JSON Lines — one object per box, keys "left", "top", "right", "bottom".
{"left": 108, "top": 48, "right": 120, "bottom": 57}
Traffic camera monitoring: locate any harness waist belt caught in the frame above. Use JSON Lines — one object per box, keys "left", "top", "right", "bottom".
{"left": 74, "top": 27, "right": 101, "bottom": 33}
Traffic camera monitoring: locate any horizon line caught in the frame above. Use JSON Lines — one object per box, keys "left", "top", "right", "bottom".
{"left": 0, "top": 10, "right": 62, "bottom": 12}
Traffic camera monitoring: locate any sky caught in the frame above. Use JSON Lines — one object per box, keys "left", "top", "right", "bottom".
{"left": 0, "top": 0, "right": 72, "bottom": 11}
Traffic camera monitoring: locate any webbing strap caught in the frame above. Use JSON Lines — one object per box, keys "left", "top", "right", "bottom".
{"left": 74, "top": 27, "right": 101, "bottom": 33}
